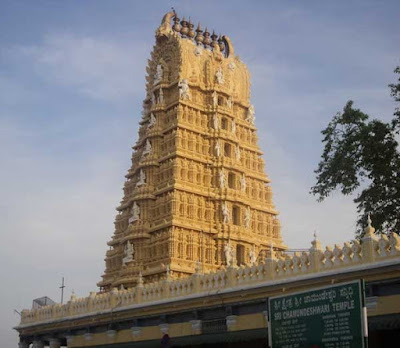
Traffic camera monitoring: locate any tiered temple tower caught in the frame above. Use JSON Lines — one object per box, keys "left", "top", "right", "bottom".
{"left": 98, "top": 11, "right": 286, "bottom": 291}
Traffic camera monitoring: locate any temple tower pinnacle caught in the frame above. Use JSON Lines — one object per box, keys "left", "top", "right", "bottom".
{"left": 98, "top": 11, "right": 286, "bottom": 290}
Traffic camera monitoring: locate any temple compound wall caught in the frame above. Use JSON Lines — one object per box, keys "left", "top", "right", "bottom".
{"left": 16, "top": 225, "right": 400, "bottom": 347}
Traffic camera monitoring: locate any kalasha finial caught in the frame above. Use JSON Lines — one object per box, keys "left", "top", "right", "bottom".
{"left": 364, "top": 214, "right": 376, "bottom": 237}
{"left": 203, "top": 27, "right": 211, "bottom": 47}
{"left": 180, "top": 17, "right": 189, "bottom": 37}
{"left": 313, "top": 230, "right": 317, "bottom": 241}
{"left": 218, "top": 35, "right": 225, "bottom": 52}
{"left": 210, "top": 31, "right": 218, "bottom": 48}
{"left": 195, "top": 23, "right": 204, "bottom": 45}
{"left": 188, "top": 18, "right": 195, "bottom": 39}
{"left": 172, "top": 13, "right": 181, "bottom": 32}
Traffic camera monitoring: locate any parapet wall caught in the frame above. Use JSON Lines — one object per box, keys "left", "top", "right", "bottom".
{"left": 19, "top": 228, "right": 400, "bottom": 327}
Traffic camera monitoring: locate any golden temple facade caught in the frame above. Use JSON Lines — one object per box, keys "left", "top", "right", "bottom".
{"left": 98, "top": 11, "right": 286, "bottom": 290}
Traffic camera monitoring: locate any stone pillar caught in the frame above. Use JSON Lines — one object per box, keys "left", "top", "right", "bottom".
{"left": 226, "top": 315, "right": 237, "bottom": 331}
{"left": 362, "top": 216, "right": 378, "bottom": 262}
{"left": 309, "top": 234, "right": 323, "bottom": 272}
{"left": 190, "top": 320, "right": 202, "bottom": 335}
{"left": 49, "top": 338, "right": 61, "bottom": 348}
{"left": 65, "top": 335, "right": 74, "bottom": 347}
{"left": 32, "top": 340, "right": 44, "bottom": 348}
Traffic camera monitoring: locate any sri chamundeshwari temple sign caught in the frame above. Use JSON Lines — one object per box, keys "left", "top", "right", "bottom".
{"left": 14, "top": 12, "right": 400, "bottom": 348}
{"left": 97, "top": 10, "right": 286, "bottom": 290}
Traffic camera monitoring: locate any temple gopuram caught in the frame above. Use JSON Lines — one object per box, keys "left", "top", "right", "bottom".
{"left": 15, "top": 11, "right": 400, "bottom": 348}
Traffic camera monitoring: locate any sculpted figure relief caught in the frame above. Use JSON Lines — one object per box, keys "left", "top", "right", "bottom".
{"left": 123, "top": 240, "right": 134, "bottom": 264}
{"left": 158, "top": 88, "right": 164, "bottom": 104}
{"left": 224, "top": 242, "right": 234, "bottom": 266}
{"left": 154, "top": 64, "right": 163, "bottom": 85}
{"left": 215, "top": 67, "right": 224, "bottom": 84}
{"left": 148, "top": 113, "right": 156, "bottom": 128}
{"left": 244, "top": 207, "right": 251, "bottom": 229}
{"left": 246, "top": 105, "right": 255, "bottom": 124}
{"left": 151, "top": 93, "right": 156, "bottom": 105}
{"left": 178, "top": 79, "right": 191, "bottom": 100}
{"left": 194, "top": 46, "right": 203, "bottom": 57}
{"left": 129, "top": 202, "right": 140, "bottom": 223}
{"left": 240, "top": 173, "right": 246, "bottom": 192}
{"left": 213, "top": 114, "right": 219, "bottom": 130}
{"left": 212, "top": 91, "right": 218, "bottom": 107}
{"left": 219, "top": 170, "right": 226, "bottom": 188}
{"left": 227, "top": 96, "right": 233, "bottom": 109}
{"left": 215, "top": 140, "right": 221, "bottom": 157}
{"left": 235, "top": 145, "right": 241, "bottom": 161}
{"left": 143, "top": 139, "right": 152, "bottom": 156}
{"left": 136, "top": 169, "right": 146, "bottom": 187}
{"left": 222, "top": 202, "right": 230, "bottom": 223}
{"left": 231, "top": 119, "right": 236, "bottom": 134}
{"left": 249, "top": 246, "right": 257, "bottom": 265}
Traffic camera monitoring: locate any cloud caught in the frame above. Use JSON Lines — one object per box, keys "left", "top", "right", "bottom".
{"left": 13, "top": 33, "right": 149, "bottom": 103}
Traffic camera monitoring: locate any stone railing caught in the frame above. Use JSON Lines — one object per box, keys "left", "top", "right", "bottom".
{"left": 19, "top": 226, "right": 400, "bottom": 326}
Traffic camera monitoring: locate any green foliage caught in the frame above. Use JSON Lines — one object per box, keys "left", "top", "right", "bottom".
{"left": 389, "top": 66, "right": 400, "bottom": 131}
{"left": 311, "top": 66, "right": 400, "bottom": 237}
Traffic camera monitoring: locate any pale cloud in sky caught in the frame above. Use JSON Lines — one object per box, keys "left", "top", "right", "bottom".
{"left": 1, "top": 1, "right": 399, "bottom": 346}
{"left": 14, "top": 33, "right": 148, "bottom": 103}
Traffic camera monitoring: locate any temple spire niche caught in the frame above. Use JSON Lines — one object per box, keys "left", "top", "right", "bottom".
{"left": 98, "top": 11, "right": 286, "bottom": 291}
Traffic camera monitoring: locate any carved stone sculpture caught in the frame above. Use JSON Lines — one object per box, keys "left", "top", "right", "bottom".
{"left": 215, "top": 67, "right": 224, "bottom": 84}
{"left": 222, "top": 202, "right": 230, "bottom": 223}
{"left": 136, "top": 169, "right": 146, "bottom": 187}
{"left": 244, "top": 207, "right": 251, "bottom": 229}
{"left": 246, "top": 105, "right": 255, "bottom": 124}
{"left": 154, "top": 64, "right": 163, "bottom": 85}
{"left": 178, "top": 79, "right": 191, "bottom": 100}
{"left": 123, "top": 241, "right": 134, "bottom": 264}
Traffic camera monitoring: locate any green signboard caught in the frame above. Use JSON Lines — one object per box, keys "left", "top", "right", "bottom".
{"left": 268, "top": 280, "right": 367, "bottom": 348}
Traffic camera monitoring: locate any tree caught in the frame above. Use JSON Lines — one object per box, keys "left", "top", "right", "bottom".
{"left": 311, "top": 66, "right": 400, "bottom": 237}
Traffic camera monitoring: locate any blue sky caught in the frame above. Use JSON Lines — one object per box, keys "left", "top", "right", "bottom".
{"left": 1, "top": 1, "right": 399, "bottom": 346}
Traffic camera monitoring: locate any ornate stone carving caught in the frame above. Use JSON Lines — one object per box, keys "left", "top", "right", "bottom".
{"left": 227, "top": 96, "right": 233, "bottom": 109}
{"left": 249, "top": 245, "right": 257, "bottom": 265}
{"left": 123, "top": 241, "right": 134, "bottom": 264}
{"left": 215, "top": 140, "right": 221, "bottom": 157}
{"left": 224, "top": 242, "right": 233, "bottom": 266}
{"left": 228, "top": 61, "right": 236, "bottom": 70}
{"left": 148, "top": 113, "right": 156, "bottom": 128}
{"left": 193, "top": 46, "right": 203, "bottom": 57}
{"left": 142, "top": 139, "right": 152, "bottom": 156}
{"left": 235, "top": 145, "right": 241, "bottom": 161}
{"left": 215, "top": 67, "right": 224, "bottom": 84}
{"left": 219, "top": 169, "right": 226, "bottom": 188}
{"left": 240, "top": 173, "right": 246, "bottom": 192}
{"left": 97, "top": 11, "right": 285, "bottom": 290}
{"left": 129, "top": 202, "right": 140, "bottom": 223}
{"left": 246, "top": 104, "right": 255, "bottom": 124}
{"left": 158, "top": 88, "right": 164, "bottom": 103}
{"left": 231, "top": 119, "right": 236, "bottom": 134}
{"left": 244, "top": 207, "right": 251, "bottom": 229}
{"left": 178, "top": 79, "right": 191, "bottom": 100}
{"left": 222, "top": 202, "right": 230, "bottom": 223}
{"left": 213, "top": 114, "right": 219, "bottom": 130}
{"left": 136, "top": 169, "right": 146, "bottom": 187}
{"left": 212, "top": 90, "right": 218, "bottom": 107}
{"left": 154, "top": 64, "right": 163, "bottom": 85}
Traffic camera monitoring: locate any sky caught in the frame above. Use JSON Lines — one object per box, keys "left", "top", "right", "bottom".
{"left": 1, "top": 0, "right": 399, "bottom": 346}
